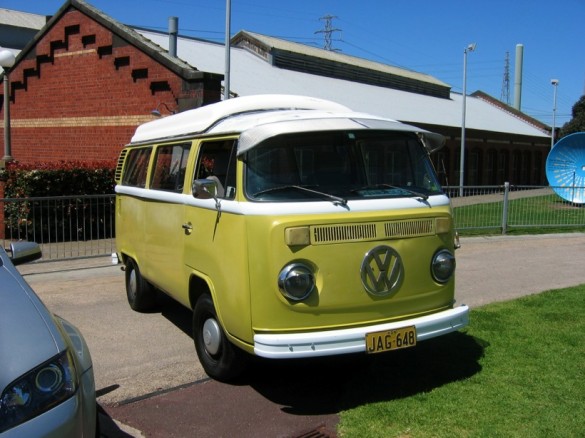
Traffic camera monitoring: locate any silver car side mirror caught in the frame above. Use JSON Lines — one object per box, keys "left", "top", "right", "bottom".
{"left": 193, "top": 179, "right": 218, "bottom": 199}
{"left": 10, "top": 241, "right": 42, "bottom": 266}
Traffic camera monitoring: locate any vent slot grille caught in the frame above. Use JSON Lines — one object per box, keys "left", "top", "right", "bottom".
{"left": 311, "top": 219, "right": 436, "bottom": 244}
{"left": 313, "top": 223, "right": 376, "bottom": 244}
{"left": 385, "top": 219, "right": 434, "bottom": 238}
{"left": 114, "top": 149, "right": 128, "bottom": 184}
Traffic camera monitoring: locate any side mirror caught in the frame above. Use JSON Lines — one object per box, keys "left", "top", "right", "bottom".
{"left": 193, "top": 178, "right": 219, "bottom": 199}
{"left": 10, "top": 241, "right": 42, "bottom": 266}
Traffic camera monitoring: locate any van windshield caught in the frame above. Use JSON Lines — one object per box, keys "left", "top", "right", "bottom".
{"left": 244, "top": 130, "right": 443, "bottom": 202}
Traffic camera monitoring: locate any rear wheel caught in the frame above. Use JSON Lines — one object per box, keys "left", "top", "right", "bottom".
{"left": 193, "top": 294, "right": 247, "bottom": 381}
{"left": 125, "top": 258, "right": 157, "bottom": 312}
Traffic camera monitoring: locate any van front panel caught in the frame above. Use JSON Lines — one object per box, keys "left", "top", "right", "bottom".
{"left": 246, "top": 204, "right": 456, "bottom": 334}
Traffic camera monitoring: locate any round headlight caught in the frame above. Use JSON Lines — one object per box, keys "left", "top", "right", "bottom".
{"left": 431, "top": 249, "right": 455, "bottom": 283}
{"left": 278, "top": 263, "right": 315, "bottom": 301}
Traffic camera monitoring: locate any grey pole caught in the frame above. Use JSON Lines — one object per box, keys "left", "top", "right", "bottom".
{"left": 224, "top": 0, "right": 231, "bottom": 100}
{"left": 0, "top": 49, "right": 15, "bottom": 163}
{"left": 551, "top": 79, "right": 559, "bottom": 148}
{"left": 513, "top": 44, "right": 524, "bottom": 111}
{"left": 459, "top": 43, "right": 476, "bottom": 197}
{"left": 168, "top": 17, "right": 178, "bottom": 58}
{"left": 2, "top": 72, "right": 11, "bottom": 162}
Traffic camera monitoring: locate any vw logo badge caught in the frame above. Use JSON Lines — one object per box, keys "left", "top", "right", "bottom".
{"left": 360, "top": 245, "right": 403, "bottom": 296}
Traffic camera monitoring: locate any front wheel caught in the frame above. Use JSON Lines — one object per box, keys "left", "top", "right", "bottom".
{"left": 125, "top": 258, "right": 157, "bottom": 312}
{"left": 193, "top": 294, "right": 247, "bottom": 381}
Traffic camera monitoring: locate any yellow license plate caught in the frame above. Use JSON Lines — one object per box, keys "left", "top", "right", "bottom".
{"left": 365, "top": 326, "right": 417, "bottom": 354}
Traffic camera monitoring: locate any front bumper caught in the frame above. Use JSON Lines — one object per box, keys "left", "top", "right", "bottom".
{"left": 254, "top": 305, "right": 469, "bottom": 359}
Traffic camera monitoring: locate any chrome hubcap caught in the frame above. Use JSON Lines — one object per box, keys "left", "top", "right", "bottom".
{"left": 202, "top": 318, "right": 221, "bottom": 355}
{"left": 129, "top": 270, "right": 137, "bottom": 298}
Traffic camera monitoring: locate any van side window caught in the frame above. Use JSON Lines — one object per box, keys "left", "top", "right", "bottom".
{"left": 151, "top": 144, "right": 191, "bottom": 192}
{"left": 122, "top": 148, "right": 152, "bottom": 188}
{"left": 195, "top": 140, "right": 237, "bottom": 199}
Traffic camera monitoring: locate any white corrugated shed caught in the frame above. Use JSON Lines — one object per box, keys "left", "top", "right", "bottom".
{"left": 138, "top": 29, "right": 550, "bottom": 140}
{"left": 0, "top": 9, "right": 46, "bottom": 29}
{"left": 238, "top": 31, "right": 449, "bottom": 89}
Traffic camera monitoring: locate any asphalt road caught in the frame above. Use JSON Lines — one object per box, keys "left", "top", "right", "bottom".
{"left": 18, "top": 233, "right": 585, "bottom": 437}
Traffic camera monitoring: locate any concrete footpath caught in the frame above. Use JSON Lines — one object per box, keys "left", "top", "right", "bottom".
{"left": 20, "top": 233, "right": 585, "bottom": 437}
{"left": 455, "top": 232, "right": 585, "bottom": 307}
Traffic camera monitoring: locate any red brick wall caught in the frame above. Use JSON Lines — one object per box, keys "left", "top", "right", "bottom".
{"left": 0, "top": 6, "right": 220, "bottom": 165}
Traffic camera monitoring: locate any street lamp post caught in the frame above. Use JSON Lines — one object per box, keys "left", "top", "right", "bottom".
{"left": 551, "top": 79, "right": 559, "bottom": 148}
{"left": 0, "top": 49, "right": 16, "bottom": 164}
{"left": 459, "top": 43, "right": 476, "bottom": 197}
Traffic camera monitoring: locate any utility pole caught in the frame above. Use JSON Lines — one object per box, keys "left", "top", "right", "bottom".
{"left": 501, "top": 51, "right": 510, "bottom": 105}
{"left": 315, "top": 15, "right": 341, "bottom": 51}
{"left": 224, "top": 0, "right": 231, "bottom": 100}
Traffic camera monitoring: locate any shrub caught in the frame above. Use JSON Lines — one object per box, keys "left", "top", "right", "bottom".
{"left": 0, "top": 160, "right": 116, "bottom": 197}
{"left": 1, "top": 160, "right": 117, "bottom": 242}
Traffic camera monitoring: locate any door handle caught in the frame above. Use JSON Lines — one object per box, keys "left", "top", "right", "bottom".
{"left": 182, "top": 222, "right": 193, "bottom": 234}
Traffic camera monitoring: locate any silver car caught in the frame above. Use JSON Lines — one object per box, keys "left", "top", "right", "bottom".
{"left": 0, "top": 242, "right": 97, "bottom": 437}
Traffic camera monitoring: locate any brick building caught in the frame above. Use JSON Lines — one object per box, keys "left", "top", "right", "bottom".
{"left": 0, "top": 0, "right": 222, "bottom": 165}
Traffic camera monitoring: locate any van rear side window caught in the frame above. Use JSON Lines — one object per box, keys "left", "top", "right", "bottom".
{"left": 151, "top": 144, "right": 191, "bottom": 192}
{"left": 122, "top": 148, "right": 151, "bottom": 188}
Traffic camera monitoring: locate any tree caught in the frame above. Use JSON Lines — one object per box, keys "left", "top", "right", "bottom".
{"left": 559, "top": 95, "right": 585, "bottom": 138}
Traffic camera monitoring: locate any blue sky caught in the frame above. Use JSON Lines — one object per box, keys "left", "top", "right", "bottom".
{"left": 5, "top": 0, "right": 584, "bottom": 127}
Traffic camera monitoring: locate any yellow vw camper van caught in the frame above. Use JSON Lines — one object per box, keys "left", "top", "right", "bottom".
{"left": 115, "top": 95, "right": 469, "bottom": 380}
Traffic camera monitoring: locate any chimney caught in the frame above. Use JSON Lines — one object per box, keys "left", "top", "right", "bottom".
{"left": 513, "top": 44, "right": 524, "bottom": 111}
{"left": 169, "top": 17, "right": 178, "bottom": 58}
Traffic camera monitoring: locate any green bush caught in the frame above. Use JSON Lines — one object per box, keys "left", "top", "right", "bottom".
{"left": 1, "top": 160, "right": 116, "bottom": 242}
{"left": 0, "top": 160, "right": 116, "bottom": 198}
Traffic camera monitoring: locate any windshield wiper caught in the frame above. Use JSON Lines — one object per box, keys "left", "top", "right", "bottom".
{"left": 352, "top": 184, "right": 429, "bottom": 201}
{"left": 252, "top": 185, "right": 348, "bottom": 207}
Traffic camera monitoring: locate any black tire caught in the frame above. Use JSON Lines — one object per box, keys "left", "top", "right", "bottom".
{"left": 125, "top": 258, "right": 157, "bottom": 312}
{"left": 95, "top": 402, "right": 101, "bottom": 438}
{"left": 193, "top": 294, "right": 247, "bottom": 381}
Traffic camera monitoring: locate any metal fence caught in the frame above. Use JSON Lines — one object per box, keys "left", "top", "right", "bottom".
{"left": 446, "top": 183, "right": 585, "bottom": 234}
{"left": 1, "top": 194, "right": 115, "bottom": 260}
{"left": 2, "top": 185, "right": 585, "bottom": 261}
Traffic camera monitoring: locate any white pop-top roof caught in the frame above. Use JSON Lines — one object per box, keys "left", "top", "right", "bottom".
{"left": 131, "top": 94, "right": 348, "bottom": 142}
{"left": 130, "top": 94, "right": 446, "bottom": 154}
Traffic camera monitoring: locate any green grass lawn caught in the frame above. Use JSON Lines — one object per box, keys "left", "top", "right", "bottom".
{"left": 337, "top": 286, "right": 585, "bottom": 437}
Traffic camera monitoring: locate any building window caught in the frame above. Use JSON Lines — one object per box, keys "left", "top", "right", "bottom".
{"left": 522, "top": 151, "right": 532, "bottom": 185}
{"left": 468, "top": 148, "right": 482, "bottom": 186}
{"left": 433, "top": 150, "right": 450, "bottom": 186}
{"left": 497, "top": 150, "right": 509, "bottom": 184}
{"left": 487, "top": 149, "right": 497, "bottom": 185}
